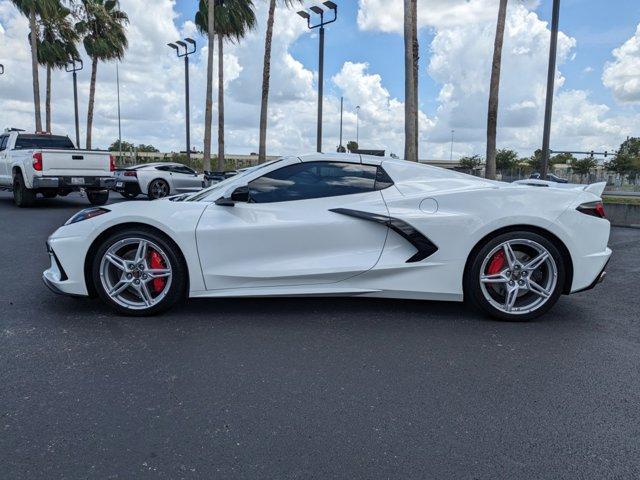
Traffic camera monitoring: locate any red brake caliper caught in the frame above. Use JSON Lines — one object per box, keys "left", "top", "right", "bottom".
{"left": 487, "top": 250, "right": 506, "bottom": 275}
{"left": 149, "top": 250, "right": 166, "bottom": 294}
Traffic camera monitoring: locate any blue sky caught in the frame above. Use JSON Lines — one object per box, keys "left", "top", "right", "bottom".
{"left": 2, "top": 0, "right": 639, "bottom": 156}
{"left": 174, "top": 0, "right": 640, "bottom": 118}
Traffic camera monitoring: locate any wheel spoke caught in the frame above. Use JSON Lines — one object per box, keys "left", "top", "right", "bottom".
{"left": 108, "top": 279, "right": 130, "bottom": 296}
{"left": 504, "top": 286, "right": 519, "bottom": 312}
{"left": 135, "top": 240, "right": 148, "bottom": 263}
{"left": 105, "top": 253, "right": 127, "bottom": 271}
{"left": 524, "top": 252, "right": 549, "bottom": 271}
{"left": 503, "top": 242, "right": 518, "bottom": 269}
{"left": 481, "top": 272, "right": 508, "bottom": 284}
{"left": 146, "top": 268, "right": 171, "bottom": 279}
{"left": 528, "top": 280, "right": 551, "bottom": 298}
{"left": 138, "top": 282, "right": 154, "bottom": 306}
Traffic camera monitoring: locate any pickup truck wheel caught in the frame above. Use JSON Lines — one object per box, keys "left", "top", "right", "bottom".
{"left": 13, "top": 175, "right": 36, "bottom": 208}
{"left": 148, "top": 179, "right": 170, "bottom": 199}
{"left": 87, "top": 190, "right": 109, "bottom": 206}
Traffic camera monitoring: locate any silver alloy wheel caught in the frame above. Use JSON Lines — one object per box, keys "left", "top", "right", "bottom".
{"left": 150, "top": 180, "right": 169, "bottom": 199}
{"left": 99, "top": 238, "right": 172, "bottom": 310}
{"left": 479, "top": 239, "right": 558, "bottom": 315}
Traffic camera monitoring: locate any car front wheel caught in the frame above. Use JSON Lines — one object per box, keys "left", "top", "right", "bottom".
{"left": 148, "top": 179, "right": 170, "bottom": 199}
{"left": 464, "top": 231, "right": 565, "bottom": 321}
{"left": 91, "top": 229, "right": 187, "bottom": 316}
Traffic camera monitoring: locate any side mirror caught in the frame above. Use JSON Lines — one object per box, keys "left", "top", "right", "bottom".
{"left": 215, "top": 185, "right": 250, "bottom": 207}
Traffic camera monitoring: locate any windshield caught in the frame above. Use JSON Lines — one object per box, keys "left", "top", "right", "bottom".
{"left": 186, "top": 158, "right": 284, "bottom": 202}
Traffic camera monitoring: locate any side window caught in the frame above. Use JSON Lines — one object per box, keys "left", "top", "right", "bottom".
{"left": 155, "top": 165, "right": 171, "bottom": 172}
{"left": 248, "top": 161, "right": 382, "bottom": 204}
{"left": 0, "top": 135, "right": 8, "bottom": 151}
{"left": 172, "top": 165, "right": 195, "bottom": 175}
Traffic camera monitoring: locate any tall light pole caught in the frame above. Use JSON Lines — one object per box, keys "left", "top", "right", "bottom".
{"left": 450, "top": 129, "right": 455, "bottom": 161}
{"left": 338, "top": 96, "right": 344, "bottom": 152}
{"left": 356, "top": 105, "right": 360, "bottom": 145}
{"left": 298, "top": 1, "right": 338, "bottom": 153}
{"left": 116, "top": 62, "right": 122, "bottom": 163}
{"left": 168, "top": 38, "right": 197, "bottom": 162}
{"left": 541, "top": 0, "right": 561, "bottom": 180}
{"left": 65, "top": 60, "right": 83, "bottom": 149}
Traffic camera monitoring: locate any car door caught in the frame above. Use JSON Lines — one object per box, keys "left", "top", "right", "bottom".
{"left": 0, "top": 135, "right": 9, "bottom": 185}
{"left": 171, "top": 165, "right": 202, "bottom": 192}
{"left": 195, "top": 160, "right": 392, "bottom": 290}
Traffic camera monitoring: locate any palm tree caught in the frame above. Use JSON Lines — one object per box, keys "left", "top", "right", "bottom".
{"left": 76, "top": 0, "right": 128, "bottom": 149}
{"left": 10, "top": 0, "right": 56, "bottom": 132}
{"left": 37, "top": 1, "right": 80, "bottom": 133}
{"left": 485, "top": 0, "right": 508, "bottom": 180}
{"left": 403, "top": 0, "right": 418, "bottom": 162}
{"left": 196, "top": 0, "right": 256, "bottom": 171}
{"left": 258, "top": 0, "right": 301, "bottom": 163}
{"left": 196, "top": 0, "right": 215, "bottom": 172}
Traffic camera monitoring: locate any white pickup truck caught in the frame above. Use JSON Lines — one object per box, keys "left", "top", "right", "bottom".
{"left": 0, "top": 128, "right": 115, "bottom": 207}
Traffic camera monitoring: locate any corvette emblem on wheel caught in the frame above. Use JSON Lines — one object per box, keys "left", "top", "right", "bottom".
{"left": 43, "top": 153, "right": 612, "bottom": 321}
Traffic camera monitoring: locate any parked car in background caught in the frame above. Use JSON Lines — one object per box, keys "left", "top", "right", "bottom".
{"left": 0, "top": 128, "right": 115, "bottom": 207}
{"left": 529, "top": 172, "right": 568, "bottom": 183}
{"left": 113, "top": 162, "right": 209, "bottom": 199}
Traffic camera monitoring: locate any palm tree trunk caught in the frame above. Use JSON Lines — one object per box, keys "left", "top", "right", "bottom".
{"left": 217, "top": 35, "right": 225, "bottom": 172}
{"left": 403, "top": 0, "right": 419, "bottom": 162}
{"left": 86, "top": 56, "right": 98, "bottom": 150}
{"left": 202, "top": 0, "right": 214, "bottom": 172}
{"left": 486, "top": 0, "right": 508, "bottom": 180}
{"left": 46, "top": 65, "right": 52, "bottom": 133}
{"left": 258, "top": 0, "right": 277, "bottom": 163}
{"left": 29, "top": 7, "right": 42, "bottom": 132}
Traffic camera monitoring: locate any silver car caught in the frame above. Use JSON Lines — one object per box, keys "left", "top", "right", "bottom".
{"left": 113, "top": 162, "right": 208, "bottom": 199}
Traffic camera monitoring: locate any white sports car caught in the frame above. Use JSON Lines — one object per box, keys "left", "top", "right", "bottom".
{"left": 113, "top": 162, "right": 208, "bottom": 199}
{"left": 43, "top": 153, "right": 611, "bottom": 321}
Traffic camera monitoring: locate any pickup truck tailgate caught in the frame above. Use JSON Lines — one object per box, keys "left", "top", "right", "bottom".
{"left": 41, "top": 149, "right": 112, "bottom": 177}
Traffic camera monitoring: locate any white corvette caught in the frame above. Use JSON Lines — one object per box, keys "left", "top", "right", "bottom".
{"left": 43, "top": 153, "right": 611, "bottom": 321}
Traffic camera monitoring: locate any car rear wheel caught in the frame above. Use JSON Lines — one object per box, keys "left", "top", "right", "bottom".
{"left": 87, "top": 190, "right": 109, "bottom": 205}
{"left": 91, "top": 229, "right": 187, "bottom": 316}
{"left": 13, "top": 175, "right": 37, "bottom": 208}
{"left": 464, "top": 231, "right": 565, "bottom": 321}
{"left": 148, "top": 179, "right": 170, "bottom": 199}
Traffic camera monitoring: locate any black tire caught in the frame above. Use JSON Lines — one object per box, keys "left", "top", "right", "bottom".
{"left": 91, "top": 228, "right": 187, "bottom": 316}
{"left": 12, "top": 175, "right": 37, "bottom": 208}
{"left": 87, "top": 190, "right": 109, "bottom": 206}
{"left": 120, "top": 192, "right": 139, "bottom": 199}
{"left": 148, "top": 179, "right": 170, "bottom": 199}
{"left": 464, "top": 231, "right": 565, "bottom": 322}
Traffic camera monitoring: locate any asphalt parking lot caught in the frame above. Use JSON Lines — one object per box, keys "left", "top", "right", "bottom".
{"left": 1, "top": 191, "right": 639, "bottom": 479}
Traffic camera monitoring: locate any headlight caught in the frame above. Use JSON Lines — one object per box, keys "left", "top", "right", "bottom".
{"left": 65, "top": 207, "right": 110, "bottom": 225}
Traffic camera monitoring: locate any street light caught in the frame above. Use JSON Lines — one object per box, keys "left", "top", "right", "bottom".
{"left": 168, "top": 37, "right": 197, "bottom": 161}
{"left": 541, "top": 0, "right": 561, "bottom": 180}
{"left": 450, "top": 129, "right": 455, "bottom": 161}
{"left": 65, "top": 59, "right": 83, "bottom": 148}
{"left": 355, "top": 105, "right": 360, "bottom": 145}
{"left": 297, "top": 1, "right": 338, "bottom": 153}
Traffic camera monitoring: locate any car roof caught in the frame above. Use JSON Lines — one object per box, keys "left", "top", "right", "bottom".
{"left": 129, "top": 162, "right": 185, "bottom": 169}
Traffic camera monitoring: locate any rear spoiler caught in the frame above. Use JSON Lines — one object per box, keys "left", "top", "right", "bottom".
{"left": 512, "top": 180, "right": 607, "bottom": 197}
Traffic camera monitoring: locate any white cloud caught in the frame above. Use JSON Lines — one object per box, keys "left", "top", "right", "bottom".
{"left": 357, "top": 0, "right": 540, "bottom": 33}
{"left": 603, "top": 23, "right": 640, "bottom": 104}
{"left": 0, "top": 0, "right": 635, "bottom": 160}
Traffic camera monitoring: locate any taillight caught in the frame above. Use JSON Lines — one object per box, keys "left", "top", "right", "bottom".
{"left": 32, "top": 152, "right": 43, "bottom": 171}
{"left": 577, "top": 201, "right": 606, "bottom": 219}
{"left": 124, "top": 170, "right": 137, "bottom": 177}
{"left": 109, "top": 155, "right": 116, "bottom": 172}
